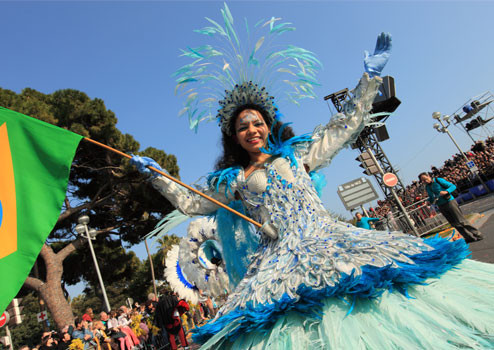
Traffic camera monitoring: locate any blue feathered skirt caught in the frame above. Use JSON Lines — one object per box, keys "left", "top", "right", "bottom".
{"left": 194, "top": 239, "right": 494, "bottom": 349}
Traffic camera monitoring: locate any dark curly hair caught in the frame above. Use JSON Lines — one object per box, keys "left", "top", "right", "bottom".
{"left": 215, "top": 104, "right": 295, "bottom": 170}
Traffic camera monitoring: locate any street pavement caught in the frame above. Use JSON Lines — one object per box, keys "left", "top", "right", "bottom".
{"left": 456, "top": 193, "right": 494, "bottom": 263}
{"left": 422, "top": 193, "right": 494, "bottom": 263}
{"left": 469, "top": 208, "right": 494, "bottom": 263}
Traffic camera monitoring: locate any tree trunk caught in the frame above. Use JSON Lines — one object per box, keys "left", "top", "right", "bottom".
{"left": 40, "top": 278, "right": 74, "bottom": 330}
{"left": 23, "top": 241, "right": 84, "bottom": 330}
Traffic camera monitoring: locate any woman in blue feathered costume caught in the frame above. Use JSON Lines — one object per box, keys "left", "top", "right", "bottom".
{"left": 132, "top": 5, "right": 494, "bottom": 349}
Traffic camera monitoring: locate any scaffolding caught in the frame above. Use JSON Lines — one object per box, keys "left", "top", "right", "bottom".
{"left": 452, "top": 91, "right": 494, "bottom": 141}
{"left": 325, "top": 81, "right": 419, "bottom": 235}
{"left": 324, "top": 82, "right": 407, "bottom": 201}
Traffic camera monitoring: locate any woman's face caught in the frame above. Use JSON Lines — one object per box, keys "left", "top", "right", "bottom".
{"left": 234, "top": 109, "right": 269, "bottom": 155}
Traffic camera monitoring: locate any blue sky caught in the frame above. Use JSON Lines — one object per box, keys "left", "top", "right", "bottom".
{"left": 1, "top": 1, "right": 493, "bottom": 297}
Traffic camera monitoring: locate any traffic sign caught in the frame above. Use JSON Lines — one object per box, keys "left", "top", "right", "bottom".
{"left": 466, "top": 160, "right": 479, "bottom": 173}
{"left": 0, "top": 312, "right": 9, "bottom": 328}
{"left": 383, "top": 172, "right": 398, "bottom": 187}
{"left": 337, "top": 177, "right": 379, "bottom": 210}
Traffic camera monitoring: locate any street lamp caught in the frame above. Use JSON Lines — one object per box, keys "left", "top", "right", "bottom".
{"left": 75, "top": 215, "right": 111, "bottom": 312}
{"left": 431, "top": 112, "right": 489, "bottom": 194}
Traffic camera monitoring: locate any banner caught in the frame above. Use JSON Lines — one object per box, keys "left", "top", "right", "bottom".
{"left": 0, "top": 106, "right": 82, "bottom": 314}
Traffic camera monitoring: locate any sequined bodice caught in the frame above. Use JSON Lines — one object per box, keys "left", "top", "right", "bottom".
{"left": 241, "top": 157, "right": 326, "bottom": 236}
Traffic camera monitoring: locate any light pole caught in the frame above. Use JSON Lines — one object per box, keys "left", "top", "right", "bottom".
{"left": 432, "top": 112, "right": 489, "bottom": 194}
{"left": 366, "top": 148, "right": 420, "bottom": 236}
{"left": 75, "top": 215, "right": 111, "bottom": 312}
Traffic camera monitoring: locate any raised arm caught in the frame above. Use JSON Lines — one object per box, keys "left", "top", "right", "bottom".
{"left": 302, "top": 73, "right": 382, "bottom": 171}
{"left": 302, "top": 33, "right": 392, "bottom": 172}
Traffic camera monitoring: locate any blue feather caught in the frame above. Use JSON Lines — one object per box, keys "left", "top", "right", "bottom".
{"left": 174, "top": 4, "right": 322, "bottom": 133}
{"left": 192, "top": 236, "right": 470, "bottom": 343}
{"left": 214, "top": 201, "right": 260, "bottom": 286}
{"left": 207, "top": 166, "right": 241, "bottom": 198}
{"left": 176, "top": 260, "right": 198, "bottom": 291}
{"left": 260, "top": 122, "right": 312, "bottom": 168}
{"left": 309, "top": 171, "right": 327, "bottom": 198}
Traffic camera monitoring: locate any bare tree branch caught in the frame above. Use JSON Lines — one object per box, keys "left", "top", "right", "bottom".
{"left": 39, "top": 243, "right": 55, "bottom": 261}
{"left": 64, "top": 197, "right": 71, "bottom": 210}
{"left": 72, "top": 164, "right": 123, "bottom": 171}
{"left": 57, "top": 237, "right": 86, "bottom": 261}
{"left": 57, "top": 184, "right": 112, "bottom": 223}
{"left": 24, "top": 276, "right": 44, "bottom": 292}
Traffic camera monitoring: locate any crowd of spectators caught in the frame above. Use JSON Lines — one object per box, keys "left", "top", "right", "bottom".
{"left": 370, "top": 138, "right": 494, "bottom": 229}
{"left": 18, "top": 292, "right": 220, "bottom": 350}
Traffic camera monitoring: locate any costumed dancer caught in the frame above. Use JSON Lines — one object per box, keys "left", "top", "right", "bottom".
{"left": 132, "top": 4, "right": 494, "bottom": 349}
{"left": 154, "top": 292, "right": 190, "bottom": 350}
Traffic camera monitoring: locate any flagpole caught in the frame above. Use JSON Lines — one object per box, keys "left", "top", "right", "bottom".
{"left": 144, "top": 239, "right": 158, "bottom": 297}
{"left": 83, "top": 137, "right": 263, "bottom": 229}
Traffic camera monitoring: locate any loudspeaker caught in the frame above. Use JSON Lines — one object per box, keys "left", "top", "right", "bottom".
{"left": 373, "top": 76, "right": 396, "bottom": 104}
{"left": 371, "top": 76, "right": 401, "bottom": 116}
{"left": 375, "top": 125, "right": 389, "bottom": 142}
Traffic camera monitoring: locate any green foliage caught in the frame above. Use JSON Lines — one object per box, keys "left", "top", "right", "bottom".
{"left": 127, "top": 235, "right": 180, "bottom": 303}
{"left": 68, "top": 235, "right": 183, "bottom": 315}
{"left": 70, "top": 284, "right": 131, "bottom": 317}
{"left": 54, "top": 237, "right": 141, "bottom": 290}
{"left": 0, "top": 293, "right": 48, "bottom": 349}
{"left": 157, "top": 235, "right": 181, "bottom": 268}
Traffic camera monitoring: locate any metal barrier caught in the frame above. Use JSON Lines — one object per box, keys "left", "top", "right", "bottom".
{"left": 377, "top": 198, "right": 449, "bottom": 236}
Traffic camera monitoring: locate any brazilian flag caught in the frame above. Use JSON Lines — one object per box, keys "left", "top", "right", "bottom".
{"left": 0, "top": 107, "right": 82, "bottom": 314}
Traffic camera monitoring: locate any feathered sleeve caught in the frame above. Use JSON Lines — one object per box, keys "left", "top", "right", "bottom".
{"left": 150, "top": 167, "right": 240, "bottom": 216}
{"left": 301, "top": 73, "right": 382, "bottom": 172}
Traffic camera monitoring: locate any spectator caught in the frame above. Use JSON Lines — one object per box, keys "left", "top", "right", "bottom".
{"left": 57, "top": 331, "right": 72, "bottom": 350}
{"left": 39, "top": 332, "right": 57, "bottom": 350}
{"left": 117, "top": 307, "right": 140, "bottom": 348}
{"left": 82, "top": 308, "right": 94, "bottom": 323}
{"left": 92, "top": 320, "right": 114, "bottom": 350}
{"left": 155, "top": 292, "right": 188, "bottom": 350}
{"left": 146, "top": 293, "right": 158, "bottom": 315}
{"left": 107, "top": 311, "right": 131, "bottom": 350}
{"left": 138, "top": 303, "right": 149, "bottom": 318}
{"left": 355, "top": 212, "right": 380, "bottom": 230}
{"left": 99, "top": 311, "right": 109, "bottom": 328}
{"left": 419, "top": 172, "right": 483, "bottom": 243}
{"left": 71, "top": 317, "right": 96, "bottom": 350}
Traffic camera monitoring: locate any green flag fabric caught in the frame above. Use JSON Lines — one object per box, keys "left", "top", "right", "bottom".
{"left": 0, "top": 106, "right": 82, "bottom": 315}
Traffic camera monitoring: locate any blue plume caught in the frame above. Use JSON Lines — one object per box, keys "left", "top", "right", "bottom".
{"left": 192, "top": 236, "right": 470, "bottom": 343}
{"left": 260, "top": 122, "right": 312, "bottom": 167}
{"left": 309, "top": 171, "right": 327, "bottom": 198}
{"left": 173, "top": 4, "right": 322, "bottom": 133}
{"left": 207, "top": 166, "right": 241, "bottom": 197}
{"left": 176, "top": 260, "right": 198, "bottom": 291}
{"left": 213, "top": 201, "right": 260, "bottom": 287}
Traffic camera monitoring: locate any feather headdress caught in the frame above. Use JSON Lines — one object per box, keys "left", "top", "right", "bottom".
{"left": 173, "top": 3, "right": 322, "bottom": 134}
